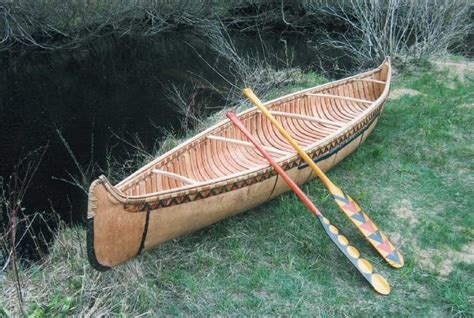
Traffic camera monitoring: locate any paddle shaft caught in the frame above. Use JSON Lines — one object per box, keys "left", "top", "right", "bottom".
{"left": 227, "top": 112, "right": 321, "bottom": 217}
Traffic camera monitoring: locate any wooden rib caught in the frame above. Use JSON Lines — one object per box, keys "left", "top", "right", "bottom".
{"left": 152, "top": 169, "right": 199, "bottom": 185}
{"left": 202, "top": 139, "right": 225, "bottom": 179}
{"left": 163, "top": 163, "right": 175, "bottom": 190}
{"left": 358, "top": 79, "right": 375, "bottom": 109}
{"left": 226, "top": 126, "right": 263, "bottom": 168}
{"left": 170, "top": 161, "right": 180, "bottom": 189}
{"left": 180, "top": 150, "right": 196, "bottom": 185}
{"left": 312, "top": 89, "right": 352, "bottom": 121}
{"left": 259, "top": 112, "right": 293, "bottom": 153}
{"left": 298, "top": 99, "right": 333, "bottom": 138}
{"left": 189, "top": 145, "right": 206, "bottom": 182}
{"left": 150, "top": 168, "right": 159, "bottom": 192}
{"left": 269, "top": 110, "right": 344, "bottom": 127}
{"left": 284, "top": 99, "right": 314, "bottom": 141}
{"left": 320, "top": 89, "right": 354, "bottom": 122}
{"left": 222, "top": 130, "right": 284, "bottom": 163}
{"left": 207, "top": 135, "right": 290, "bottom": 156}
{"left": 220, "top": 140, "right": 248, "bottom": 172}
{"left": 209, "top": 137, "right": 236, "bottom": 175}
{"left": 343, "top": 83, "right": 365, "bottom": 114}
{"left": 365, "top": 76, "right": 378, "bottom": 102}
{"left": 375, "top": 69, "right": 386, "bottom": 97}
{"left": 306, "top": 93, "right": 373, "bottom": 105}
{"left": 146, "top": 176, "right": 152, "bottom": 194}
{"left": 221, "top": 127, "right": 273, "bottom": 167}
{"left": 331, "top": 85, "right": 364, "bottom": 116}
{"left": 256, "top": 110, "right": 287, "bottom": 154}
{"left": 355, "top": 78, "right": 386, "bottom": 84}
{"left": 178, "top": 150, "right": 195, "bottom": 183}
{"left": 279, "top": 101, "right": 315, "bottom": 147}
{"left": 299, "top": 97, "right": 334, "bottom": 138}
{"left": 279, "top": 112, "right": 309, "bottom": 147}
{"left": 224, "top": 126, "right": 258, "bottom": 169}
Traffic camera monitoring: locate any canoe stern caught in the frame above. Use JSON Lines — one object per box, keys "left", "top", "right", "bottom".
{"left": 87, "top": 177, "right": 146, "bottom": 270}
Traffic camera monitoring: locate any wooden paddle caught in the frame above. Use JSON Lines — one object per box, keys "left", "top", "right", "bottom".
{"left": 243, "top": 88, "right": 404, "bottom": 269}
{"left": 227, "top": 112, "right": 390, "bottom": 295}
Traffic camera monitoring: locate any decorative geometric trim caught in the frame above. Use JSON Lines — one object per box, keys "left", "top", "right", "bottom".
{"left": 123, "top": 106, "right": 384, "bottom": 212}
{"left": 332, "top": 190, "right": 404, "bottom": 268}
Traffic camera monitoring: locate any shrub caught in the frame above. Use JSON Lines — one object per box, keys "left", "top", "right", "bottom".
{"left": 306, "top": 0, "right": 473, "bottom": 67}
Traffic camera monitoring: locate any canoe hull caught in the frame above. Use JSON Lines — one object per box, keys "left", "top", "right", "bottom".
{"left": 87, "top": 113, "right": 382, "bottom": 270}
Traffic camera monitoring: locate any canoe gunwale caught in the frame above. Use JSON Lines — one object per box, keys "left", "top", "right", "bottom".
{"left": 94, "top": 58, "right": 392, "bottom": 212}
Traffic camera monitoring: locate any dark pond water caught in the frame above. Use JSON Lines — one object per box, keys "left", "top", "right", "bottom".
{"left": 1, "top": 30, "right": 345, "bottom": 262}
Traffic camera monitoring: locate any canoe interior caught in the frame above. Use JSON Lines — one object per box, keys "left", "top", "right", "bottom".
{"left": 114, "top": 62, "right": 389, "bottom": 198}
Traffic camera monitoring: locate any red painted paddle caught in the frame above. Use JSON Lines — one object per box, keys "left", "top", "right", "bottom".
{"left": 227, "top": 111, "right": 391, "bottom": 295}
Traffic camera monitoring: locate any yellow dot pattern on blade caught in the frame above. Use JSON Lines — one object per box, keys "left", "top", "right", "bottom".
{"left": 347, "top": 246, "right": 360, "bottom": 258}
{"left": 338, "top": 235, "right": 349, "bottom": 246}
{"left": 316, "top": 214, "right": 390, "bottom": 295}
{"left": 358, "top": 259, "right": 373, "bottom": 274}
{"left": 371, "top": 274, "right": 391, "bottom": 295}
{"left": 329, "top": 225, "right": 339, "bottom": 234}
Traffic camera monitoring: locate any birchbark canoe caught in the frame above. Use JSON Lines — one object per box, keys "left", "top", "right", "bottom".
{"left": 87, "top": 58, "right": 392, "bottom": 270}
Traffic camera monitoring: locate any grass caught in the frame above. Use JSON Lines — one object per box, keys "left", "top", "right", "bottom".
{"left": 1, "top": 57, "right": 473, "bottom": 317}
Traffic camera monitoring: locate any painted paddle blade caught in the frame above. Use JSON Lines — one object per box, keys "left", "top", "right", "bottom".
{"left": 330, "top": 186, "right": 404, "bottom": 268}
{"left": 242, "top": 88, "right": 404, "bottom": 269}
{"left": 315, "top": 214, "right": 390, "bottom": 295}
{"left": 226, "top": 111, "right": 391, "bottom": 295}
